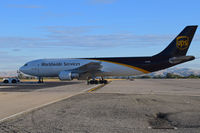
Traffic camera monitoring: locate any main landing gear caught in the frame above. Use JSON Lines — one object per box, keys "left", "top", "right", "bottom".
{"left": 87, "top": 77, "right": 108, "bottom": 85}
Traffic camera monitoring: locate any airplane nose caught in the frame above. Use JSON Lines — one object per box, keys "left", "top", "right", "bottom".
{"left": 19, "top": 66, "right": 25, "bottom": 73}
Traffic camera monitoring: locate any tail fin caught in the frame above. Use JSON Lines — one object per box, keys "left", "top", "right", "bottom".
{"left": 153, "top": 25, "right": 198, "bottom": 58}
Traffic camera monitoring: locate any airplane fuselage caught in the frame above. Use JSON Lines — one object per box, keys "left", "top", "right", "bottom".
{"left": 20, "top": 58, "right": 145, "bottom": 78}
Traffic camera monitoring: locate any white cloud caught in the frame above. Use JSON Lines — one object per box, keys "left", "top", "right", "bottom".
{"left": 89, "top": 0, "right": 117, "bottom": 4}
{"left": 0, "top": 51, "right": 29, "bottom": 71}
{"left": 0, "top": 26, "right": 199, "bottom": 49}
{"left": 40, "top": 12, "right": 82, "bottom": 19}
{"left": 7, "top": 4, "right": 43, "bottom": 9}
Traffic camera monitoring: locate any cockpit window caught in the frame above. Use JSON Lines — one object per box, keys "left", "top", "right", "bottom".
{"left": 24, "top": 64, "right": 28, "bottom": 66}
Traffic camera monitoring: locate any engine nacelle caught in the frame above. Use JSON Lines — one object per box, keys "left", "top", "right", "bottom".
{"left": 58, "top": 71, "right": 79, "bottom": 80}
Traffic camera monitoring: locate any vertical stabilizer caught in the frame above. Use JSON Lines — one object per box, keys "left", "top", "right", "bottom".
{"left": 153, "top": 26, "right": 198, "bottom": 58}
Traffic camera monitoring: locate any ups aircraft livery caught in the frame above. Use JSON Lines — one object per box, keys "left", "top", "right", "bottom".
{"left": 20, "top": 26, "right": 198, "bottom": 84}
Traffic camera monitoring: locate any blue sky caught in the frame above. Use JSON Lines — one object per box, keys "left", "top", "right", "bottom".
{"left": 0, "top": 0, "right": 199, "bottom": 71}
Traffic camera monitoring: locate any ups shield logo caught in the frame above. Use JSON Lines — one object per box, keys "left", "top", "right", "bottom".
{"left": 176, "top": 36, "right": 189, "bottom": 50}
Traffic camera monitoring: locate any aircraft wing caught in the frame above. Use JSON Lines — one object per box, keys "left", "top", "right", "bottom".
{"left": 70, "top": 61, "right": 103, "bottom": 79}
{"left": 72, "top": 61, "right": 103, "bottom": 75}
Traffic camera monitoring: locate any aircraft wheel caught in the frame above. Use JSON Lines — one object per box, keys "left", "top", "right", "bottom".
{"left": 12, "top": 79, "right": 17, "bottom": 83}
{"left": 94, "top": 80, "right": 98, "bottom": 84}
{"left": 89, "top": 80, "right": 94, "bottom": 84}
{"left": 103, "top": 80, "right": 108, "bottom": 84}
{"left": 99, "top": 80, "right": 104, "bottom": 84}
{"left": 3, "top": 80, "right": 9, "bottom": 83}
{"left": 89, "top": 80, "right": 99, "bottom": 84}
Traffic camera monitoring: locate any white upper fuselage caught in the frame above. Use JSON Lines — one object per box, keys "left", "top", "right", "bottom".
{"left": 19, "top": 58, "right": 144, "bottom": 78}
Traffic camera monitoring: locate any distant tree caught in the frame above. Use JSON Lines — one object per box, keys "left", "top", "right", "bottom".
{"left": 140, "top": 75, "right": 151, "bottom": 79}
{"left": 165, "top": 73, "right": 182, "bottom": 79}
{"left": 187, "top": 74, "right": 199, "bottom": 79}
{"left": 166, "top": 73, "right": 174, "bottom": 78}
{"left": 153, "top": 75, "right": 163, "bottom": 79}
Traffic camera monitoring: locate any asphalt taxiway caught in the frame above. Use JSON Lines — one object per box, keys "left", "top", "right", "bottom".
{"left": 0, "top": 81, "right": 96, "bottom": 121}
{"left": 0, "top": 79, "right": 200, "bottom": 133}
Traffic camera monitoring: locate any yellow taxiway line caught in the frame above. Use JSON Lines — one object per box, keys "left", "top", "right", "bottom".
{"left": 88, "top": 82, "right": 111, "bottom": 92}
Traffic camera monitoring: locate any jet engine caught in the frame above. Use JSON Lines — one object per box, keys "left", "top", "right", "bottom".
{"left": 58, "top": 71, "right": 79, "bottom": 80}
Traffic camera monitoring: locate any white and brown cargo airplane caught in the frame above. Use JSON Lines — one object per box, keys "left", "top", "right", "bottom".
{"left": 20, "top": 26, "right": 198, "bottom": 84}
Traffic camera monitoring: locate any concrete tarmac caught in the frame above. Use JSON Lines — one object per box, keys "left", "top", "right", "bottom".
{"left": 0, "top": 79, "right": 200, "bottom": 133}
{"left": 96, "top": 79, "right": 200, "bottom": 96}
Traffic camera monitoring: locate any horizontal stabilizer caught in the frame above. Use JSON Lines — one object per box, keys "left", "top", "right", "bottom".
{"left": 169, "top": 56, "right": 195, "bottom": 64}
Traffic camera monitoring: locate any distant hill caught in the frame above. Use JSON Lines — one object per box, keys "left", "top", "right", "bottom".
{"left": 0, "top": 71, "right": 18, "bottom": 77}
{"left": 149, "top": 68, "right": 200, "bottom": 77}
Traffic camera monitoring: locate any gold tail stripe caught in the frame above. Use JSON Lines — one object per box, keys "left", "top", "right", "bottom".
{"left": 91, "top": 59, "right": 150, "bottom": 74}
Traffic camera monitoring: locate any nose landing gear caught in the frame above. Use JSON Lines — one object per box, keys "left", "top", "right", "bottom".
{"left": 38, "top": 77, "right": 44, "bottom": 83}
